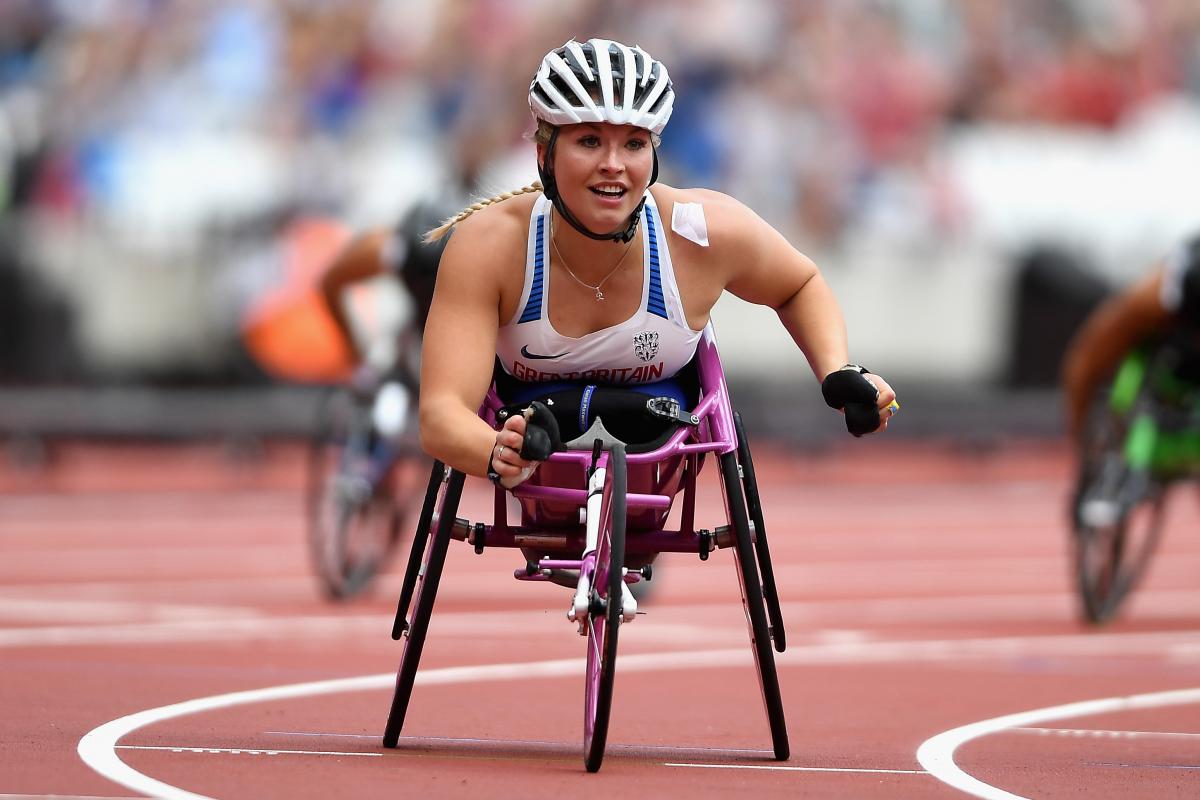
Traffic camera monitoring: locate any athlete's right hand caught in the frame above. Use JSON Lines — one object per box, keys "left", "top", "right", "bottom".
{"left": 490, "top": 414, "right": 539, "bottom": 489}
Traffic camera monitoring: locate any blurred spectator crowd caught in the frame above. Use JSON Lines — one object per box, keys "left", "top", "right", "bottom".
{"left": 2, "top": 0, "right": 1200, "bottom": 383}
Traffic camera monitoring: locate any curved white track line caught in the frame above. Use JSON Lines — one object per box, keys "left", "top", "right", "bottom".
{"left": 80, "top": 643, "right": 1200, "bottom": 800}
{"left": 79, "top": 672, "right": 396, "bottom": 800}
{"left": 917, "top": 686, "right": 1200, "bottom": 800}
{"left": 79, "top": 649, "right": 751, "bottom": 800}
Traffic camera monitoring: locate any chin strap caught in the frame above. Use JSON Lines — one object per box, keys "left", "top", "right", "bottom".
{"left": 537, "top": 126, "right": 659, "bottom": 244}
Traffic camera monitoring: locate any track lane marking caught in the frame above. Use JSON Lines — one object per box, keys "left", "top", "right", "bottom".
{"left": 1087, "top": 761, "right": 1200, "bottom": 770}
{"left": 79, "top": 644, "right": 1200, "bottom": 799}
{"left": 117, "top": 745, "right": 380, "bottom": 758}
{"left": 0, "top": 795, "right": 148, "bottom": 799}
{"left": 262, "top": 730, "right": 771, "bottom": 754}
{"left": 665, "top": 763, "right": 926, "bottom": 774}
{"left": 1016, "top": 727, "right": 1200, "bottom": 740}
{"left": 21, "top": 607, "right": 1200, "bottom": 648}
{"left": 916, "top": 687, "right": 1200, "bottom": 800}
{"left": 80, "top": 648, "right": 876, "bottom": 799}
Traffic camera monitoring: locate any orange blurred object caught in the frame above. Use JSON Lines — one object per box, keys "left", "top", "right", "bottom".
{"left": 241, "top": 216, "right": 354, "bottom": 384}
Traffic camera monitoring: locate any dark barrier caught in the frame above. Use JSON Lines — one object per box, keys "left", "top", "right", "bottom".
{"left": 1007, "top": 245, "right": 1112, "bottom": 388}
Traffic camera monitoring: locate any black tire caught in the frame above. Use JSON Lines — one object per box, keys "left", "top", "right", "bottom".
{"left": 306, "top": 389, "right": 418, "bottom": 600}
{"left": 584, "top": 445, "right": 626, "bottom": 773}
{"left": 720, "top": 451, "right": 789, "bottom": 761}
{"left": 1072, "top": 404, "right": 1168, "bottom": 624}
{"left": 391, "top": 460, "right": 448, "bottom": 639}
{"left": 733, "top": 412, "right": 786, "bottom": 652}
{"left": 382, "top": 466, "right": 464, "bottom": 747}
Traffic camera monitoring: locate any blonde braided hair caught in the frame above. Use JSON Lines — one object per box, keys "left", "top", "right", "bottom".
{"left": 423, "top": 119, "right": 660, "bottom": 243}
{"left": 423, "top": 182, "right": 544, "bottom": 243}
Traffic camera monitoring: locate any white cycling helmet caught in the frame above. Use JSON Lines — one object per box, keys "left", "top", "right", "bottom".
{"left": 529, "top": 38, "right": 674, "bottom": 135}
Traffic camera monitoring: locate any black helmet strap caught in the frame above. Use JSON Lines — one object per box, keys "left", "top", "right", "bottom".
{"left": 537, "top": 126, "right": 659, "bottom": 245}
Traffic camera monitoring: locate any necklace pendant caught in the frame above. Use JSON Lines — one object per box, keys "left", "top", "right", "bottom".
{"left": 595, "top": 289, "right": 604, "bottom": 301}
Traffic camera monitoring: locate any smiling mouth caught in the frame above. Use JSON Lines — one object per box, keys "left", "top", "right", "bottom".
{"left": 590, "top": 185, "right": 627, "bottom": 199}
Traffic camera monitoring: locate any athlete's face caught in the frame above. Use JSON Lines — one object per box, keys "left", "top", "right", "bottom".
{"left": 541, "top": 123, "right": 654, "bottom": 233}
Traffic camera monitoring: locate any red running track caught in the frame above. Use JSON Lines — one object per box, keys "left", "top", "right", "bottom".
{"left": 2, "top": 439, "right": 1199, "bottom": 799}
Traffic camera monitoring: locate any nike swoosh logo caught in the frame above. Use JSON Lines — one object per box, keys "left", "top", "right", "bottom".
{"left": 520, "top": 345, "right": 568, "bottom": 360}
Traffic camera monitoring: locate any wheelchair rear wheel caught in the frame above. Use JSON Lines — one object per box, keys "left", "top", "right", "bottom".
{"left": 733, "top": 412, "right": 785, "bottom": 652}
{"left": 584, "top": 445, "right": 627, "bottom": 773}
{"left": 720, "top": 450, "right": 789, "bottom": 760}
{"left": 382, "top": 463, "right": 465, "bottom": 747}
{"left": 306, "top": 388, "right": 420, "bottom": 600}
{"left": 1072, "top": 405, "right": 1168, "bottom": 624}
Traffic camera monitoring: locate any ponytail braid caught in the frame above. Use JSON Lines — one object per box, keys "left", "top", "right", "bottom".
{"left": 423, "top": 182, "right": 544, "bottom": 243}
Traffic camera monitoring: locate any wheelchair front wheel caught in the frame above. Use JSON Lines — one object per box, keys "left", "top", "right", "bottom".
{"left": 382, "top": 464, "right": 464, "bottom": 748}
{"left": 584, "top": 445, "right": 627, "bottom": 773}
{"left": 720, "top": 450, "right": 789, "bottom": 761}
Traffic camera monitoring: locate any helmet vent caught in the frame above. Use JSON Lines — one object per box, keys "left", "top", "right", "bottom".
{"left": 528, "top": 38, "right": 674, "bottom": 135}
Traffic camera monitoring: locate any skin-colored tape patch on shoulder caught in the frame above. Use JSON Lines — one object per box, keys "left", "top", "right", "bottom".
{"left": 671, "top": 202, "right": 709, "bottom": 247}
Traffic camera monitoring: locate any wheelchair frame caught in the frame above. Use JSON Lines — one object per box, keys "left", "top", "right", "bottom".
{"left": 382, "top": 327, "right": 788, "bottom": 771}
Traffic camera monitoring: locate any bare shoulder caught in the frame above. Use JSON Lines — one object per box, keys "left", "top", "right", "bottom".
{"left": 438, "top": 191, "right": 537, "bottom": 280}
{"left": 650, "top": 184, "right": 774, "bottom": 254}
{"left": 445, "top": 192, "right": 536, "bottom": 256}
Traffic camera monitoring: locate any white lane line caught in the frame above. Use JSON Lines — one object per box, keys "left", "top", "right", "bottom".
{"left": 1087, "top": 761, "right": 1200, "bottom": 770}
{"left": 0, "top": 616, "right": 394, "bottom": 647}
{"left": 263, "top": 730, "right": 774, "bottom": 756}
{"left": 916, "top": 687, "right": 1200, "bottom": 800}
{"left": 1016, "top": 727, "right": 1200, "bottom": 741}
{"left": 80, "top": 672, "right": 400, "bottom": 800}
{"left": 79, "top": 648, "right": 895, "bottom": 799}
{"left": 0, "top": 598, "right": 261, "bottom": 624}
{"left": 78, "top": 645, "right": 1200, "bottom": 799}
{"left": 78, "top": 652, "right": 702, "bottom": 800}
{"left": 20, "top": 611, "right": 1200, "bottom": 652}
{"left": 0, "top": 795, "right": 147, "bottom": 799}
{"left": 665, "top": 763, "right": 926, "bottom": 774}
{"left": 9, "top": 587, "right": 1200, "bottom": 629}
{"left": 117, "top": 745, "right": 380, "bottom": 758}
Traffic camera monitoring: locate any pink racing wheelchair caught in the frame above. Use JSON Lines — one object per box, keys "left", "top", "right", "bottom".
{"left": 382, "top": 327, "right": 789, "bottom": 772}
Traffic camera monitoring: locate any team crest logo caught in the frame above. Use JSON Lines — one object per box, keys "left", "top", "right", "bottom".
{"left": 633, "top": 331, "right": 659, "bottom": 362}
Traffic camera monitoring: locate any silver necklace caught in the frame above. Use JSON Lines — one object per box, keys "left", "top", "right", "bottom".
{"left": 549, "top": 218, "right": 636, "bottom": 301}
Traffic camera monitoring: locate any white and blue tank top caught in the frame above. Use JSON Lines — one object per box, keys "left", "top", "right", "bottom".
{"left": 496, "top": 192, "right": 703, "bottom": 386}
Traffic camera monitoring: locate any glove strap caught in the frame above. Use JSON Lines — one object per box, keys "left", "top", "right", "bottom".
{"left": 486, "top": 449, "right": 503, "bottom": 486}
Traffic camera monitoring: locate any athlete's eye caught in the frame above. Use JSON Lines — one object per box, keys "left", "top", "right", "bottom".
{"left": 577, "top": 135, "right": 600, "bottom": 148}
{"left": 626, "top": 138, "right": 648, "bottom": 151}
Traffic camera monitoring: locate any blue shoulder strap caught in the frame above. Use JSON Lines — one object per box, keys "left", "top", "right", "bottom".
{"left": 645, "top": 204, "right": 668, "bottom": 320}
{"left": 517, "top": 212, "right": 547, "bottom": 323}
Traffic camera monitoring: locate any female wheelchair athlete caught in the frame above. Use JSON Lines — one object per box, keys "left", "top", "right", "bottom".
{"left": 380, "top": 327, "right": 790, "bottom": 772}
{"left": 1071, "top": 332, "right": 1200, "bottom": 624}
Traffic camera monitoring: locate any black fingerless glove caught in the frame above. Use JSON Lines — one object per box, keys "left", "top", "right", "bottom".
{"left": 821, "top": 364, "right": 881, "bottom": 438}
{"left": 495, "top": 401, "right": 563, "bottom": 462}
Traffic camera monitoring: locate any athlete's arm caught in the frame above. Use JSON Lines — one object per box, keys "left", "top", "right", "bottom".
{"left": 319, "top": 229, "right": 391, "bottom": 361}
{"left": 1061, "top": 266, "right": 1171, "bottom": 439}
{"left": 704, "top": 194, "right": 897, "bottom": 419}
{"left": 418, "top": 210, "right": 536, "bottom": 481}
